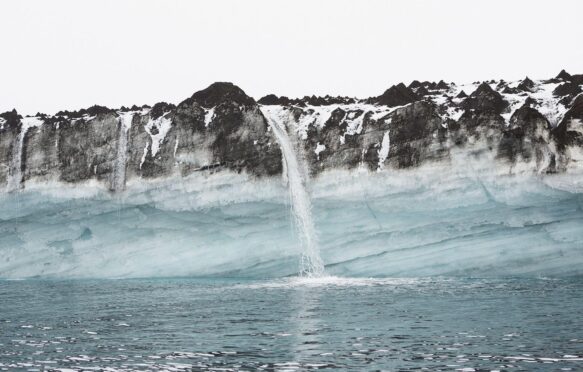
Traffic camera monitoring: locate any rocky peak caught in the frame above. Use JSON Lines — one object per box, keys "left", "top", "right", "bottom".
{"left": 556, "top": 69, "right": 572, "bottom": 81}
{"left": 408, "top": 80, "right": 422, "bottom": 89}
{"left": 456, "top": 90, "right": 468, "bottom": 99}
{"left": 150, "top": 102, "right": 176, "bottom": 119}
{"left": 188, "top": 82, "right": 256, "bottom": 108}
{"left": 258, "top": 94, "right": 355, "bottom": 107}
{"left": 0, "top": 109, "right": 22, "bottom": 129}
{"left": 257, "top": 94, "right": 285, "bottom": 105}
{"left": 55, "top": 105, "right": 114, "bottom": 119}
{"left": 370, "top": 83, "right": 419, "bottom": 107}
{"left": 517, "top": 76, "right": 535, "bottom": 92}
{"left": 436, "top": 80, "right": 449, "bottom": 90}
{"left": 463, "top": 82, "right": 508, "bottom": 114}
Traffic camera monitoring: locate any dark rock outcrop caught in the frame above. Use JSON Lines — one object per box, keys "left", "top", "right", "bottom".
{"left": 463, "top": 83, "right": 509, "bottom": 114}
{"left": 259, "top": 94, "right": 355, "bottom": 107}
{"left": 553, "top": 82, "right": 582, "bottom": 98}
{"left": 556, "top": 69, "right": 572, "bottom": 81}
{"left": 369, "top": 83, "right": 419, "bottom": 107}
{"left": 187, "top": 82, "right": 256, "bottom": 107}
{"left": 0, "top": 110, "right": 22, "bottom": 185}
{"left": 498, "top": 106, "right": 551, "bottom": 168}
{"left": 456, "top": 90, "right": 468, "bottom": 98}
{"left": 517, "top": 77, "right": 535, "bottom": 92}
{"left": 553, "top": 94, "right": 583, "bottom": 147}
{"left": 386, "top": 101, "right": 444, "bottom": 168}
{"left": 2, "top": 73, "right": 583, "bottom": 192}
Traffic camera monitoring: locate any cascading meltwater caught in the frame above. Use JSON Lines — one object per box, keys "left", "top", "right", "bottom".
{"left": 112, "top": 112, "right": 133, "bottom": 192}
{"left": 260, "top": 106, "right": 325, "bottom": 277}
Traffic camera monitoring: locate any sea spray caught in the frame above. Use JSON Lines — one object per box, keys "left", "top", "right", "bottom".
{"left": 261, "top": 106, "right": 325, "bottom": 277}
{"left": 112, "top": 112, "right": 133, "bottom": 192}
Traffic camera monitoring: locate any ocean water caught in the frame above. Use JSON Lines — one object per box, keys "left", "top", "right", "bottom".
{"left": 1, "top": 277, "right": 582, "bottom": 371}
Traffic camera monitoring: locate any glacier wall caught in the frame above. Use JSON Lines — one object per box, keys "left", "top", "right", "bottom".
{"left": 1, "top": 71, "right": 583, "bottom": 279}
{"left": 1, "top": 162, "right": 582, "bottom": 279}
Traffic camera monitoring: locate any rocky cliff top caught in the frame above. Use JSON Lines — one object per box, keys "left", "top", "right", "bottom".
{"left": 1, "top": 70, "right": 583, "bottom": 193}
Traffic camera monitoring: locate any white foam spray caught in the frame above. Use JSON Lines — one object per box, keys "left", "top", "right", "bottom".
{"left": 261, "top": 106, "right": 325, "bottom": 277}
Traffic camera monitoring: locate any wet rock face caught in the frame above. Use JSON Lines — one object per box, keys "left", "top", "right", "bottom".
{"left": 0, "top": 110, "right": 21, "bottom": 185}
{"left": 554, "top": 95, "right": 583, "bottom": 147}
{"left": 386, "top": 101, "right": 443, "bottom": 168}
{"left": 1, "top": 73, "right": 583, "bottom": 191}
{"left": 498, "top": 106, "right": 551, "bottom": 167}
{"left": 0, "top": 82, "right": 281, "bottom": 191}
{"left": 301, "top": 108, "right": 365, "bottom": 173}
{"left": 57, "top": 113, "right": 119, "bottom": 183}
{"left": 23, "top": 121, "right": 60, "bottom": 182}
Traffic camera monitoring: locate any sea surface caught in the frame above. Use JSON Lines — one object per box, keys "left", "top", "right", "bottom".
{"left": 1, "top": 277, "right": 582, "bottom": 371}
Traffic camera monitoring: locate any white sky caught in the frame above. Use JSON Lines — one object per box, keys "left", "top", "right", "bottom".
{"left": 1, "top": 0, "right": 582, "bottom": 115}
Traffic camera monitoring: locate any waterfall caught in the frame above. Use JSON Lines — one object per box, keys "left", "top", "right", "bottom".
{"left": 112, "top": 112, "right": 133, "bottom": 192}
{"left": 260, "top": 106, "right": 325, "bottom": 277}
{"left": 7, "top": 117, "right": 42, "bottom": 192}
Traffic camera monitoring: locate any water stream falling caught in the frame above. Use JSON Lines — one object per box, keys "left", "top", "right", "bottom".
{"left": 261, "top": 107, "right": 325, "bottom": 277}
{"left": 112, "top": 112, "right": 133, "bottom": 192}
{"left": 6, "top": 118, "right": 42, "bottom": 192}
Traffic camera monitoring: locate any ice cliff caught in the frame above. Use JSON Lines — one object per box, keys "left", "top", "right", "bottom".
{"left": 1, "top": 71, "right": 583, "bottom": 279}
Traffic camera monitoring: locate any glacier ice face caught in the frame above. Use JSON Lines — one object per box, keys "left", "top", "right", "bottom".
{"left": 0, "top": 164, "right": 582, "bottom": 279}
{"left": 1, "top": 75, "right": 583, "bottom": 279}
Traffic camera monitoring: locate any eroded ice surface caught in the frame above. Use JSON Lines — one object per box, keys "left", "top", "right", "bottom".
{"left": 0, "top": 163, "right": 582, "bottom": 279}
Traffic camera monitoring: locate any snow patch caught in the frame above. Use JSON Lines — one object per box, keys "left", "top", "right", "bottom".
{"left": 140, "top": 142, "right": 149, "bottom": 169}
{"left": 344, "top": 110, "right": 367, "bottom": 136}
{"left": 144, "top": 113, "right": 172, "bottom": 157}
{"left": 204, "top": 107, "right": 215, "bottom": 127}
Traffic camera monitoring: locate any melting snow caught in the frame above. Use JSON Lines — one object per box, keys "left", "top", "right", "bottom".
{"left": 140, "top": 143, "right": 149, "bottom": 169}
{"left": 144, "top": 113, "right": 173, "bottom": 157}
{"left": 204, "top": 107, "right": 215, "bottom": 127}
{"left": 344, "top": 111, "right": 366, "bottom": 136}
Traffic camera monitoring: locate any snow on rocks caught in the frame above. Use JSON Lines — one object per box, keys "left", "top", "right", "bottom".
{"left": 204, "top": 107, "right": 215, "bottom": 127}
{"left": 144, "top": 112, "right": 173, "bottom": 157}
{"left": 314, "top": 142, "right": 326, "bottom": 160}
